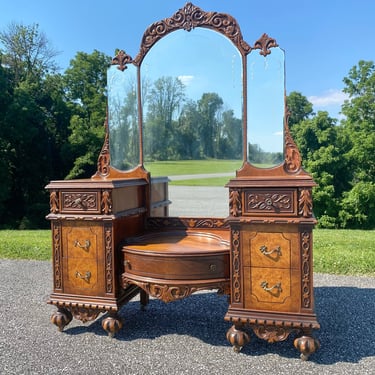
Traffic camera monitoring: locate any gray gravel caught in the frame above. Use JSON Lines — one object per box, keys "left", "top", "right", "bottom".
{"left": 0, "top": 259, "right": 374, "bottom": 374}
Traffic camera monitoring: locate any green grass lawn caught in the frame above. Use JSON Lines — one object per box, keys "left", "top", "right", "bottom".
{"left": 0, "top": 229, "right": 374, "bottom": 277}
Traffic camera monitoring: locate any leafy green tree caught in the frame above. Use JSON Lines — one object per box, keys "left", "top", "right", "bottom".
{"left": 63, "top": 50, "right": 109, "bottom": 178}
{"left": 286, "top": 91, "right": 314, "bottom": 128}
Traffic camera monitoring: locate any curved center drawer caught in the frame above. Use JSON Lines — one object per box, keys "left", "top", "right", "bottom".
{"left": 122, "top": 231, "right": 230, "bottom": 280}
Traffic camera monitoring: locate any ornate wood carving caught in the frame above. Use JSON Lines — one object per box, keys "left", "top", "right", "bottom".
{"left": 246, "top": 191, "right": 292, "bottom": 213}
{"left": 62, "top": 192, "right": 97, "bottom": 211}
{"left": 147, "top": 217, "right": 228, "bottom": 229}
{"left": 96, "top": 117, "right": 110, "bottom": 177}
{"left": 229, "top": 189, "right": 241, "bottom": 217}
{"left": 71, "top": 307, "right": 101, "bottom": 323}
{"left": 301, "top": 231, "right": 312, "bottom": 308}
{"left": 231, "top": 229, "right": 241, "bottom": 303}
{"left": 111, "top": 50, "right": 133, "bottom": 71}
{"left": 104, "top": 225, "right": 113, "bottom": 294}
{"left": 298, "top": 188, "right": 313, "bottom": 218}
{"left": 101, "top": 190, "right": 112, "bottom": 215}
{"left": 252, "top": 325, "right": 294, "bottom": 343}
{"left": 49, "top": 191, "right": 59, "bottom": 214}
{"left": 284, "top": 108, "right": 302, "bottom": 173}
{"left": 253, "top": 33, "right": 278, "bottom": 56}
{"left": 52, "top": 223, "right": 62, "bottom": 290}
{"left": 134, "top": 2, "right": 251, "bottom": 65}
{"left": 123, "top": 278, "right": 228, "bottom": 303}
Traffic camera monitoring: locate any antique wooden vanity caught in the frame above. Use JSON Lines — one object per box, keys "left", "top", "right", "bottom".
{"left": 46, "top": 3, "right": 320, "bottom": 360}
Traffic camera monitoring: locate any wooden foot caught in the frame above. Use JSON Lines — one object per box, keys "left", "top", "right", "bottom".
{"left": 226, "top": 324, "right": 250, "bottom": 353}
{"left": 50, "top": 308, "right": 72, "bottom": 332}
{"left": 102, "top": 313, "right": 123, "bottom": 337}
{"left": 294, "top": 335, "right": 320, "bottom": 360}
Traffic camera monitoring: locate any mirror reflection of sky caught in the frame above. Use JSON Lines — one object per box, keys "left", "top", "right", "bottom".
{"left": 141, "top": 28, "right": 242, "bottom": 118}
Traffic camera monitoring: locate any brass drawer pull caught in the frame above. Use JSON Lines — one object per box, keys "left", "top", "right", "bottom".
{"left": 75, "top": 271, "right": 91, "bottom": 282}
{"left": 261, "top": 281, "right": 282, "bottom": 295}
{"left": 260, "top": 245, "right": 281, "bottom": 257}
{"left": 74, "top": 239, "right": 91, "bottom": 251}
{"left": 124, "top": 260, "right": 131, "bottom": 269}
{"left": 209, "top": 264, "right": 217, "bottom": 272}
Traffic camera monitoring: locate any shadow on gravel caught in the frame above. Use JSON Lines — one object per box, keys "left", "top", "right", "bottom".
{"left": 64, "top": 286, "right": 375, "bottom": 364}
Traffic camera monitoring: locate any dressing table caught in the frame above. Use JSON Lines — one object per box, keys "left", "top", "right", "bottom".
{"left": 46, "top": 2, "right": 320, "bottom": 360}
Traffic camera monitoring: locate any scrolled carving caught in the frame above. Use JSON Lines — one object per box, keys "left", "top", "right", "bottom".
{"left": 70, "top": 307, "right": 100, "bottom": 323}
{"left": 284, "top": 107, "right": 302, "bottom": 173}
{"left": 253, "top": 33, "right": 278, "bottom": 56}
{"left": 63, "top": 193, "right": 97, "bottom": 210}
{"left": 111, "top": 50, "right": 133, "bottom": 71}
{"left": 104, "top": 225, "right": 113, "bottom": 294}
{"left": 134, "top": 2, "right": 251, "bottom": 65}
{"left": 96, "top": 117, "right": 110, "bottom": 177}
{"left": 52, "top": 223, "right": 62, "bottom": 290}
{"left": 252, "top": 325, "right": 294, "bottom": 343}
{"left": 147, "top": 217, "right": 228, "bottom": 229}
{"left": 247, "top": 192, "right": 292, "bottom": 212}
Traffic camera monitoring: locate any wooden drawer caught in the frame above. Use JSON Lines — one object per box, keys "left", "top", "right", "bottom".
{"left": 242, "top": 230, "right": 299, "bottom": 269}
{"left": 244, "top": 267, "right": 300, "bottom": 312}
{"left": 62, "top": 223, "right": 104, "bottom": 296}
{"left": 60, "top": 191, "right": 100, "bottom": 214}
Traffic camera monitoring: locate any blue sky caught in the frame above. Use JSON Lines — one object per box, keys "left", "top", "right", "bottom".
{"left": 1, "top": 0, "right": 375, "bottom": 120}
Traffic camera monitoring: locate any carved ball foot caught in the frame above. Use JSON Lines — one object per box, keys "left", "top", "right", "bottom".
{"left": 226, "top": 324, "right": 250, "bottom": 353}
{"left": 102, "top": 314, "right": 123, "bottom": 338}
{"left": 294, "top": 335, "right": 320, "bottom": 361}
{"left": 50, "top": 308, "right": 72, "bottom": 332}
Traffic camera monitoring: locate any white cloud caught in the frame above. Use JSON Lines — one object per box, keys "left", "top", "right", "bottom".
{"left": 178, "top": 75, "right": 194, "bottom": 86}
{"left": 308, "top": 89, "right": 349, "bottom": 107}
{"left": 273, "top": 131, "right": 283, "bottom": 136}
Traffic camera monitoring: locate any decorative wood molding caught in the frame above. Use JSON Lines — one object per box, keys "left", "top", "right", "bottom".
{"left": 246, "top": 191, "right": 293, "bottom": 213}
{"left": 147, "top": 217, "right": 228, "bottom": 229}
{"left": 229, "top": 189, "right": 241, "bottom": 217}
{"left": 111, "top": 50, "right": 133, "bottom": 71}
{"left": 252, "top": 325, "right": 294, "bottom": 343}
{"left": 96, "top": 117, "right": 111, "bottom": 177}
{"left": 49, "top": 191, "right": 59, "bottom": 214}
{"left": 284, "top": 107, "right": 302, "bottom": 173}
{"left": 101, "top": 190, "right": 112, "bottom": 215}
{"left": 62, "top": 192, "right": 98, "bottom": 211}
{"left": 104, "top": 224, "right": 113, "bottom": 294}
{"left": 71, "top": 307, "right": 101, "bottom": 323}
{"left": 301, "top": 231, "right": 311, "bottom": 308}
{"left": 134, "top": 2, "right": 251, "bottom": 65}
{"left": 52, "top": 223, "right": 62, "bottom": 290}
{"left": 298, "top": 188, "right": 313, "bottom": 218}
{"left": 253, "top": 33, "right": 278, "bottom": 56}
{"left": 231, "top": 229, "right": 241, "bottom": 303}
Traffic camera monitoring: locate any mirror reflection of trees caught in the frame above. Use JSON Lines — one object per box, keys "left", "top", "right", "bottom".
{"left": 143, "top": 76, "right": 242, "bottom": 162}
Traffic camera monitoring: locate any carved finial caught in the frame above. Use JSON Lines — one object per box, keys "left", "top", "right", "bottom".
{"left": 253, "top": 33, "right": 278, "bottom": 56}
{"left": 111, "top": 50, "right": 133, "bottom": 71}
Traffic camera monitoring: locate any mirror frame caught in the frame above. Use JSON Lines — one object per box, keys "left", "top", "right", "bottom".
{"left": 93, "top": 2, "right": 302, "bottom": 180}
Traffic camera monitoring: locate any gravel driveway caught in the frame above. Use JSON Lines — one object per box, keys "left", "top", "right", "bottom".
{"left": 0, "top": 259, "right": 374, "bottom": 374}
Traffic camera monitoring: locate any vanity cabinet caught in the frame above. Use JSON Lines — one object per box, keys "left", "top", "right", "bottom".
{"left": 225, "top": 176, "right": 320, "bottom": 360}
{"left": 46, "top": 178, "right": 158, "bottom": 336}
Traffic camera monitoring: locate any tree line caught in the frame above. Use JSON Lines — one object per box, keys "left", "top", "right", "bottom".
{"left": 0, "top": 23, "right": 374, "bottom": 229}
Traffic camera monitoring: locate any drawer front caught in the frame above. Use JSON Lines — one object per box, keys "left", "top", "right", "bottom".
{"left": 244, "top": 267, "right": 300, "bottom": 312}
{"left": 63, "top": 225, "right": 101, "bottom": 259}
{"left": 62, "top": 223, "right": 104, "bottom": 295}
{"left": 60, "top": 191, "right": 100, "bottom": 213}
{"left": 124, "top": 251, "right": 229, "bottom": 280}
{"left": 243, "top": 231, "right": 299, "bottom": 269}
{"left": 64, "top": 258, "right": 100, "bottom": 295}
{"left": 244, "top": 189, "right": 296, "bottom": 216}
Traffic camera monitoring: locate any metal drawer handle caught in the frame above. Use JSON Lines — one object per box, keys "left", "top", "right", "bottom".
{"left": 260, "top": 245, "right": 281, "bottom": 257}
{"left": 261, "top": 281, "right": 282, "bottom": 295}
{"left": 75, "top": 271, "right": 91, "bottom": 282}
{"left": 74, "top": 240, "right": 91, "bottom": 251}
{"left": 209, "top": 264, "right": 217, "bottom": 272}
